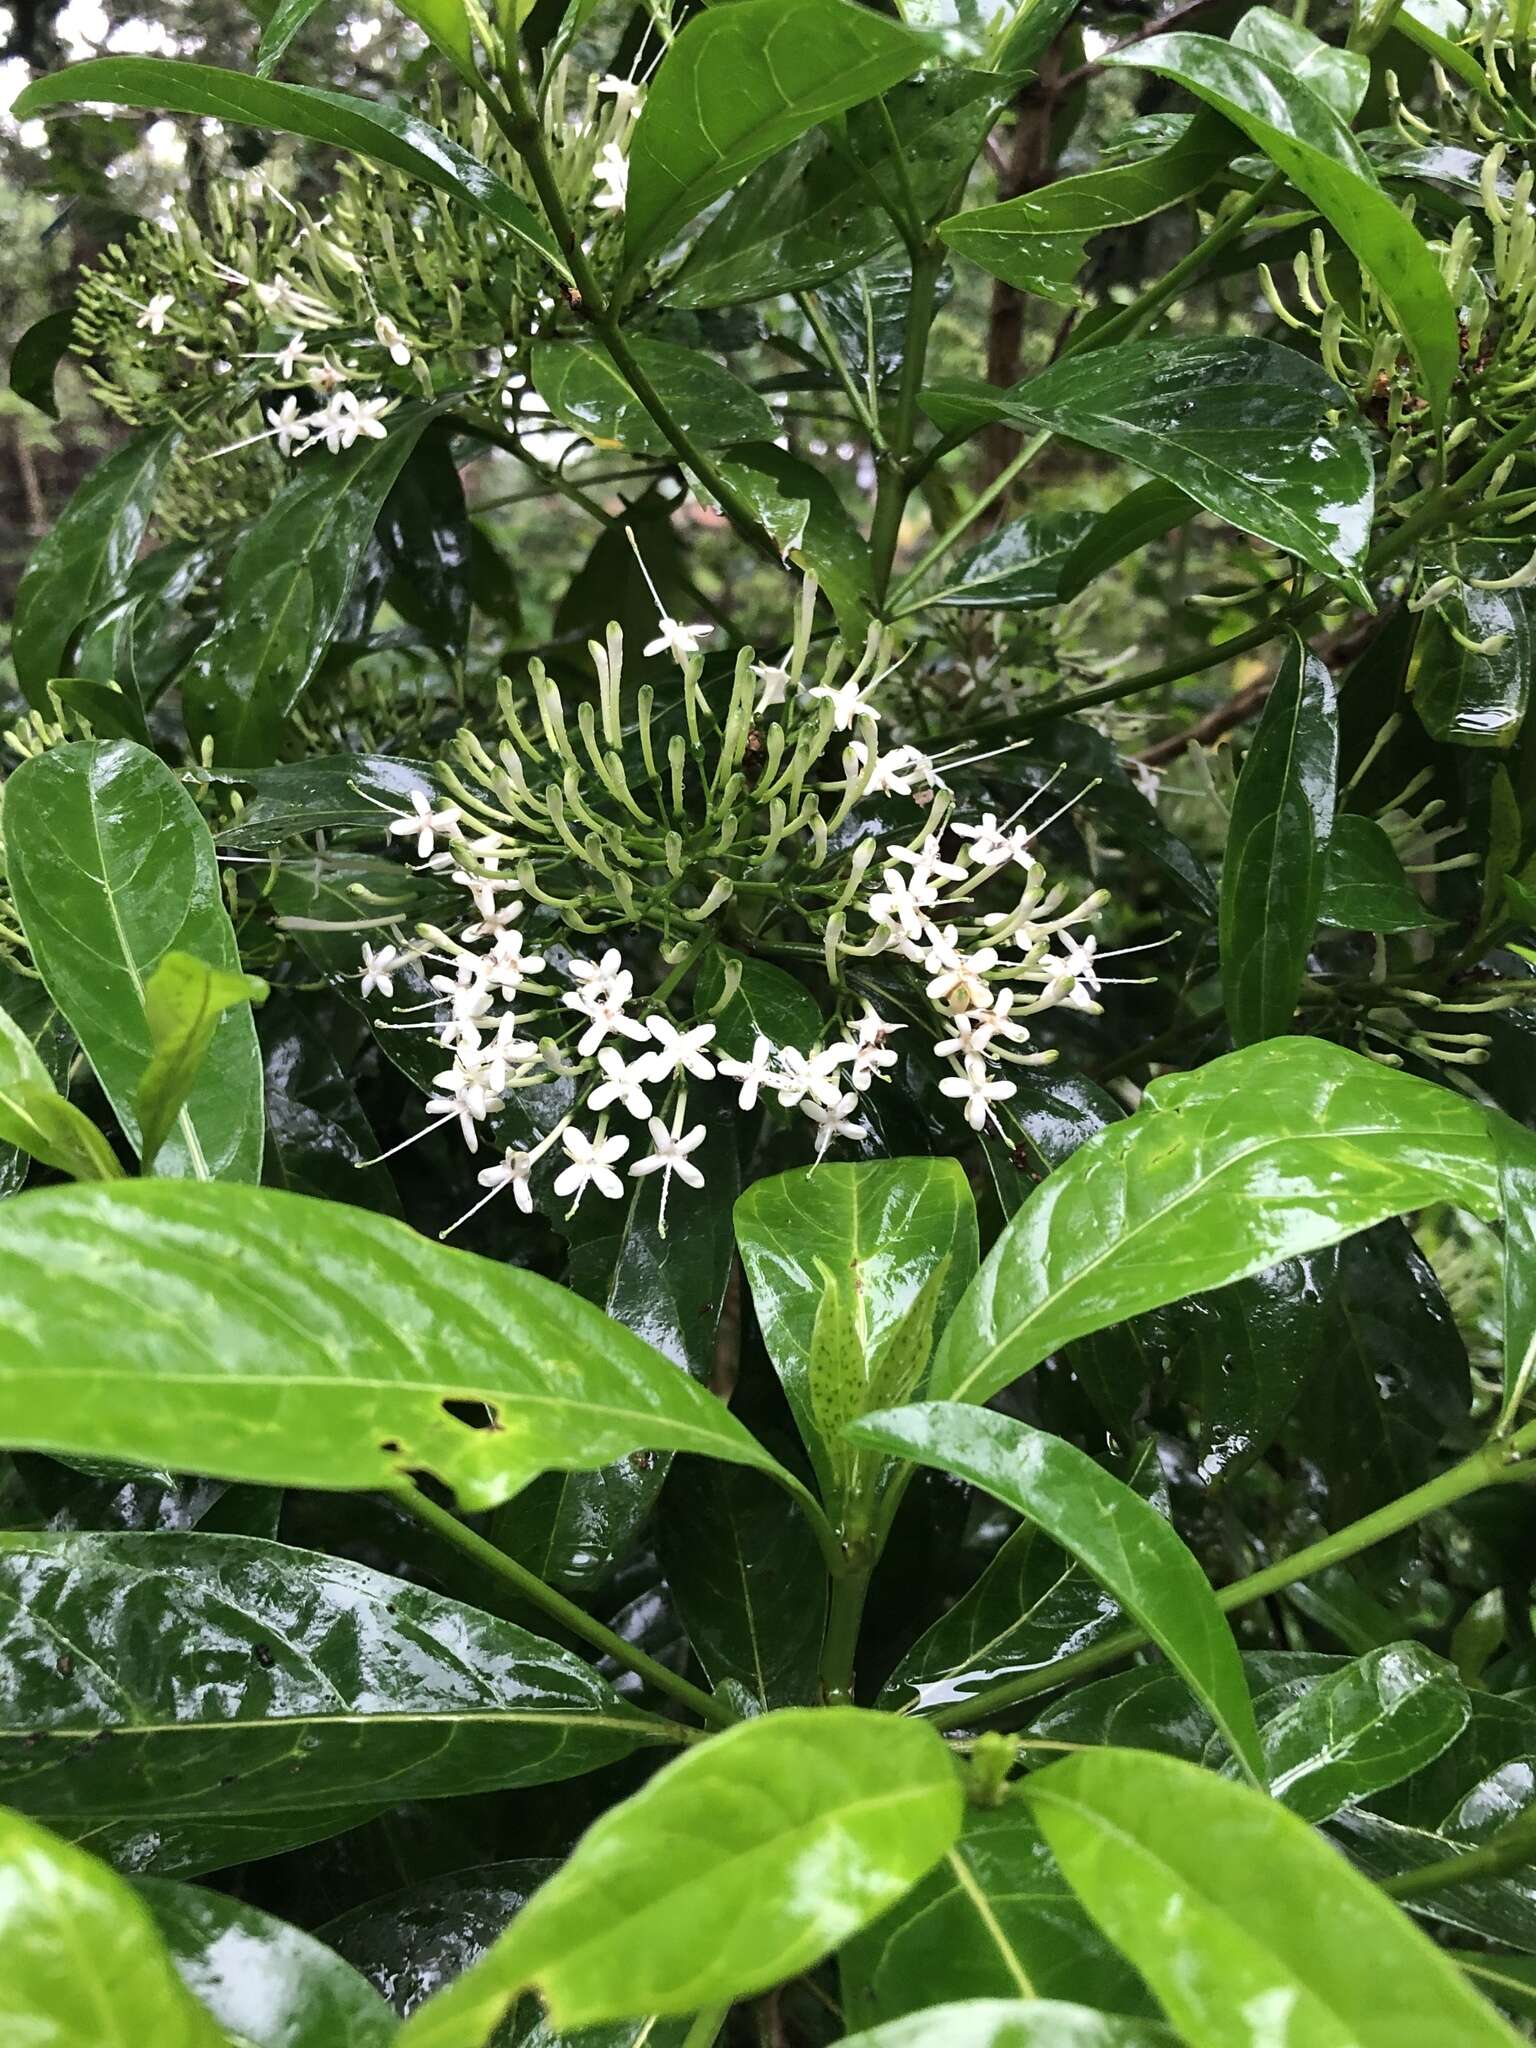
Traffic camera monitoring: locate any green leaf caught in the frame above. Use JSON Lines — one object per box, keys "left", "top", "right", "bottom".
{"left": 255, "top": 0, "right": 329, "bottom": 72}
{"left": 0, "top": 1180, "right": 798, "bottom": 1512}
{"left": 13, "top": 59, "right": 562, "bottom": 272}
{"left": 1026, "top": 1748, "right": 1524, "bottom": 2047}
{"left": 1496, "top": 1113, "right": 1536, "bottom": 1430}
{"left": 1231, "top": 6, "right": 1371, "bottom": 119}
{"left": 213, "top": 753, "right": 437, "bottom": 849}
{"left": 930, "top": 1035, "right": 1497, "bottom": 1408}
{"left": 922, "top": 338, "right": 1376, "bottom": 595}
{"left": 531, "top": 338, "right": 776, "bottom": 455}
{"left": 1054, "top": 480, "right": 1194, "bottom": 603}
{"left": 9, "top": 305, "right": 76, "bottom": 421}
{"left": 0, "top": 997, "right": 121, "bottom": 1184}
{"left": 182, "top": 402, "right": 446, "bottom": 764}
{"left": 394, "top": 0, "right": 479, "bottom": 84}
{"left": 849, "top": 1404, "right": 1265, "bottom": 1786}
{"left": 10, "top": 425, "right": 179, "bottom": 705}
{"left": 379, "top": 425, "right": 473, "bottom": 661}
{"left": 1320, "top": 812, "right": 1444, "bottom": 931}
{"left": 396, "top": 1707, "right": 963, "bottom": 2039}
{"left": 923, "top": 512, "right": 1095, "bottom": 609}
{"left": 1219, "top": 634, "right": 1338, "bottom": 1046}
{"left": 4, "top": 740, "right": 265, "bottom": 1183}
{"left": 839, "top": 1803, "right": 1157, "bottom": 2028}
{"left": 838, "top": 2006, "right": 1172, "bottom": 2048}
{"left": 1109, "top": 34, "right": 1459, "bottom": 418}
{"left": 137, "top": 1879, "right": 398, "bottom": 2048}
{"left": 259, "top": 1000, "right": 401, "bottom": 1214}
{"left": 735, "top": 1159, "right": 979, "bottom": 1509}
{"left": 713, "top": 443, "right": 874, "bottom": 632}
{"left": 136, "top": 953, "right": 268, "bottom": 1174}
{"left": 624, "top": 0, "right": 927, "bottom": 265}
{"left": 1257, "top": 1641, "right": 1470, "bottom": 1821}
{"left": 0, "top": 1533, "right": 659, "bottom": 1830}
{"left": 696, "top": 951, "right": 822, "bottom": 1062}
{"left": 657, "top": 1457, "right": 827, "bottom": 1709}
{"left": 941, "top": 114, "right": 1233, "bottom": 303}
{"left": 0, "top": 1807, "right": 228, "bottom": 2046}
{"left": 1408, "top": 542, "right": 1534, "bottom": 748}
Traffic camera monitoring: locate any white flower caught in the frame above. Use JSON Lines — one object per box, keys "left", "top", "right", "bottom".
{"left": 306, "top": 351, "right": 351, "bottom": 394}
{"left": 483, "top": 928, "right": 546, "bottom": 993}
{"left": 806, "top": 675, "right": 880, "bottom": 732}
{"left": 955, "top": 812, "right": 1032, "bottom": 869}
{"left": 940, "top": 1057, "right": 1018, "bottom": 1132}
{"left": 773, "top": 1044, "right": 848, "bottom": 1111}
{"left": 867, "top": 866, "right": 938, "bottom": 946}
{"left": 135, "top": 291, "right": 175, "bottom": 336}
{"left": 717, "top": 1035, "right": 778, "bottom": 1110}
{"left": 889, "top": 835, "right": 965, "bottom": 889}
{"left": 430, "top": 961, "right": 495, "bottom": 1027}
{"left": 630, "top": 1114, "right": 707, "bottom": 1189}
{"left": 644, "top": 616, "right": 712, "bottom": 662}
{"left": 359, "top": 941, "right": 403, "bottom": 999}
{"left": 588, "top": 1045, "right": 654, "bottom": 1119}
{"left": 274, "top": 333, "right": 308, "bottom": 379}
{"left": 925, "top": 929, "right": 1000, "bottom": 1011}
{"left": 482, "top": 1018, "right": 542, "bottom": 1091}
{"left": 845, "top": 1010, "right": 902, "bottom": 1090}
{"left": 254, "top": 274, "right": 332, "bottom": 325}
{"left": 568, "top": 948, "right": 624, "bottom": 988}
{"left": 596, "top": 73, "right": 643, "bottom": 110}
{"left": 802, "top": 1089, "right": 869, "bottom": 1158}
{"left": 389, "top": 788, "right": 463, "bottom": 859}
{"left": 1042, "top": 932, "right": 1103, "bottom": 1013}
{"left": 847, "top": 741, "right": 939, "bottom": 798}
{"left": 641, "top": 1014, "right": 717, "bottom": 1084}
{"left": 752, "top": 661, "right": 792, "bottom": 711}
{"left": 554, "top": 1125, "right": 629, "bottom": 1204}
{"left": 311, "top": 390, "right": 392, "bottom": 453}
{"left": 426, "top": 1058, "right": 502, "bottom": 1152}
{"left": 267, "top": 395, "right": 312, "bottom": 456}
{"left": 374, "top": 314, "right": 413, "bottom": 366}
{"left": 562, "top": 959, "right": 647, "bottom": 1057}
{"left": 593, "top": 141, "right": 630, "bottom": 212}
{"left": 476, "top": 1147, "right": 535, "bottom": 1215}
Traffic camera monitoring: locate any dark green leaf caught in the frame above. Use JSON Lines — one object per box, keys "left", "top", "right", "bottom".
{"left": 1055, "top": 480, "right": 1194, "bottom": 603}
{"left": 1110, "top": 34, "right": 1459, "bottom": 417}
{"left": 320, "top": 1860, "right": 555, "bottom": 2017}
{"left": 4, "top": 740, "right": 265, "bottom": 1183}
{"left": 1497, "top": 1113, "right": 1536, "bottom": 1430}
{"left": 839, "top": 2006, "right": 1173, "bottom": 2048}
{"left": 1320, "top": 812, "right": 1445, "bottom": 931}
{"left": 255, "top": 0, "right": 330, "bottom": 73}
{"left": 696, "top": 951, "right": 822, "bottom": 1062}
{"left": 923, "top": 339, "right": 1377, "bottom": 595}
{"left": 260, "top": 1002, "right": 401, "bottom": 1214}
{"left": 1027, "top": 1748, "right": 1523, "bottom": 2046}
{"left": 623, "top": 0, "right": 926, "bottom": 264}
{"left": 1029, "top": 1652, "right": 1341, "bottom": 1761}
{"left": 379, "top": 425, "right": 473, "bottom": 661}
{"left": 14, "top": 59, "right": 561, "bottom": 271}
{"left": 10, "top": 425, "right": 179, "bottom": 705}
{"left": 138, "top": 1879, "right": 398, "bottom": 2047}
{"left": 9, "top": 306, "right": 76, "bottom": 421}
{"left": 531, "top": 339, "right": 776, "bottom": 455}
{"left": 0, "top": 1807, "right": 227, "bottom": 2046}
{"left": 850, "top": 1404, "right": 1265, "bottom": 1785}
{"left": 0, "top": 1180, "right": 797, "bottom": 1512}
{"left": 1219, "top": 635, "right": 1338, "bottom": 1045}
{"left": 214, "top": 753, "right": 437, "bottom": 849}
{"left": 713, "top": 443, "right": 874, "bottom": 631}
{"left": 0, "top": 1533, "right": 662, "bottom": 1829}
{"left": 136, "top": 952, "right": 269, "bottom": 1174}
{"left": 1333, "top": 1807, "right": 1536, "bottom": 1951}
{"left": 930, "top": 1036, "right": 1497, "bottom": 1408}
{"left": 1257, "top": 1641, "right": 1470, "bottom": 1821}
{"left": 1409, "top": 542, "right": 1534, "bottom": 748}
{"left": 924, "top": 513, "right": 1095, "bottom": 609}
{"left": 1174, "top": 1254, "right": 1330, "bottom": 1487}
{"left": 395, "top": 1707, "right": 963, "bottom": 2038}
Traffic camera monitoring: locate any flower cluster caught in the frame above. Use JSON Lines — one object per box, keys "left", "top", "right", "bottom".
{"left": 357, "top": 585, "right": 1108, "bottom": 1234}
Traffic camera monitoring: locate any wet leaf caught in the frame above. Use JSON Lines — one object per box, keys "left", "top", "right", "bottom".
{"left": 1497, "top": 1114, "right": 1536, "bottom": 1430}
{"left": 1257, "top": 1641, "right": 1470, "bottom": 1821}
{"left": 923, "top": 512, "right": 1094, "bottom": 609}
{"left": 1409, "top": 542, "right": 1534, "bottom": 749}
{"left": 1054, "top": 480, "right": 1194, "bottom": 603}
{"left": 531, "top": 339, "right": 776, "bottom": 455}
{"left": 1320, "top": 813, "right": 1445, "bottom": 931}
{"left": 136, "top": 953, "right": 269, "bottom": 1174}
{"left": 0, "top": 995, "right": 121, "bottom": 1184}
{"left": 838, "top": 2006, "right": 1173, "bottom": 2048}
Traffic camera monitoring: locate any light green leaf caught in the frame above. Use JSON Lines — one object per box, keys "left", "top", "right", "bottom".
{"left": 1497, "top": 1113, "right": 1536, "bottom": 1431}
{"left": 1026, "top": 1748, "right": 1523, "bottom": 2047}
{"left": 4, "top": 741, "right": 265, "bottom": 1183}
{"left": 13, "top": 58, "right": 562, "bottom": 271}
{"left": 1231, "top": 7, "right": 1371, "bottom": 119}
{"left": 839, "top": 2004, "right": 1170, "bottom": 2048}
{"left": 1109, "top": 34, "right": 1459, "bottom": 418}
{"left": 0, "top": 1806, "right": 228, "bottom": 2047}
{"left": 624, "top": 0, "right": 927, "bottom": 264}
{"left": 922, "top": 338, "right": 1376, "bottom": 596}
{"left": 0, "top": 1179, "right": 800, "bottom": 1512}
{"left": 1219, "top": 634, "right": 1338, "bottom": 1046}
{"left": 929, "top": 1036, "right": 1498, "bottom": 1408}
{"left": 531, "top": 338, "right": 776, "bottom": 455}
{"left": 848, "top": 1404, "right": 1265, "bottom": 1786}
{"left": 136, "top": 953, "right": 269, "bottom": 1174}
{"left": 0, "top": 999, "right": 121, "bottom": 1183}
{"left": 396, "top": 1707, "right": 963, "bottom": 2040}
{"left": 0, "top": 1533, "right": 661, "bottom": 1829}
{"left": 395, "top": 0, "right": 478, "bottom": 83}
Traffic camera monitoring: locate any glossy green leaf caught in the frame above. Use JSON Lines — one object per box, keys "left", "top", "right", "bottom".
{"left": 1231, "top": 6, "right": 1371, "bottom": 119}
{"left": 924, "top": 512, "right": 1095, "bottom": 609}
{"left": 930, "top": 1035, "right": 1498, "bottom": 1408}
{"left": 183, "top": 403, "right": 445, "bottom": 764}
{"left": 1026, "top": 1748, "right": 1523, "bottom": 2047}
{"left": 138, "top": 1879, "right": 398, "bottom": 2048}
{"left": 13, "top": 59, "right": 561, "bottom": 271}
{"left": 849, "top": 1404, "right": 1265, "bottom": 1786}
{"left": 255, "top": 0, "right": 328, "bottom": 72}
{"left": 1496, "top": 1113, "right": 1536, "bottom": 1430}
{"left": 213, "top": 753, "right": 437, "bottom": 849}
{"left": 531, "top": 339, "right": 776, "bottom": 455}
{"left": 1219, "top": 635, "right": 1338, "bottom": 1046}
{"left": 1333, "top": 1807, "right": 1536, "bottom": 1952}
{"left": 624, "top": 0, "right": 926, "bottom": 264}
{"left": 0, "top": 1806, "right": 228, "bottom": 2046}
{"left": 0, "top": 1533, "right": 661, "bottom": 1829}
{"left": 713, "top": 443, "right": 874, "bottom": 631}
{"left": 657, "top": 1457, "right": 826, "bottom": 1709}
{"left": 1030, "top": 1652, "right": 1340, "bottom": 1762}
{"left": 380, "top": 425, "right": 473, "bottom": 661}
{"left": 1409, "top": 542, "right": 1534, "bottom": 748}
{"left": 735, "top": 1159, "right": 979, "bottom": 1507}
{"left": 4, "top": 741, "right": 265, "bottom": 1184}
{"left": 941, "top": 114, "right": 1233, "bottom": 303}
{"left": 0, "top": 1180, "right": 797, "bottom": 1512}
{"left": 10, "top": 424, "right": 179, "bottom": 705}
{"left": 9, "top": 305, "right": 76, "bottom": 421}
{"left": 0, "top": 997, "right": 121, "bottom": 1184}
{"left": 1110, "top": 34, "right": 1459, "bottom": 417}
{"left": 839, "top": 1803, "right": 1156, "bottom": 2027}
{"left": 1054, "top": 480, "right": 1194, "bottom": 603}
{"left": 1320, "top": 812, "right": 1444, "bottom": 931}
{"left": 136, "top": 953, "right": 269, "bottom": 1174}
{"left": 838, "top": 2005, "right": 1172, "bottom": 2048}
{"left": 397, "top": 1707, "right": 963, "bottom": 2039}
{"left": 319, "top": 1860, "right": 555, "bottom": 2018}
{"left": 260, "top": 1002, "right": 401, "bottom": 1214}
{"left": 696, "top": 951, "right": 821, "bottom": 1062}
{"left": 923, "top": 338, "right": 1376, "bottom": 594}
{"left": 1257, "top": 1641, "right": 1470, "bottom": 1821}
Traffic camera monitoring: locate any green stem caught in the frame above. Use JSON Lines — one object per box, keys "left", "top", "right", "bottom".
{"left": 399, "top": 1485, "right": 738, "bottom": 1731}
{"left": 888, "top": 430, "right": 1053, "bottom": 608}
{"left": 929, "top": 1419, "right": 1536, "bottom": 1734}
{"left": 680, "top": 2004, "right": 732, "bottom": 2048}
{"left": 870, "top": 243, "right": 946, "bottom": 602}
{"left": 819, "top": 1565, "right": 874, "bottom": 1706}
{"left": 796, "top": 288, "right": 883, "bottom": 445}
{"left": 1381, "top": 1817, "right": 1536, "bottom": 1901}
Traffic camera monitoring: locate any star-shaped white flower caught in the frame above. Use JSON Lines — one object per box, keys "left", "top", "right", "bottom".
{"left": 805, "top": 676, "right": 880, "bottom": 732}
{"left": 135, "top": 291, "right": 175, "bottom": 336}
{"left": 554, "top": 1125, "right": 629, "bottom": 1205}
{"left": 1041, "top": 932, "right": 1103, "bottom": 1013}
{"left": 593, "top": 141, "right": 630, "bottom": 212}
{"left": 772, "top": 1045, "right": 847, "bottom": 1111}
{"left": 644, "top": 617, "right": 711, "bottom": 662}
{"left": 311, "top": 390, "right": 392, "bottom": 454}
{"left": 389, "top": 789, "right": 463, "bottom": 859}
{"left": 630, "top": 1114, "right": 707, "bottom": 1189}
{"left": 752, "top": 661, "right": 792, "bottom": 711}
{"left": 359, "top": 940, "right": 403, "bottom": 1000}
{"left": 588, "top": 1045, "right": 654, "bottom": 1119}
{"left": 374, "top": 314, "right": 413, "bottom": 366}
{"left": 640, "top": 1014, "right": 717, "bottom": 1084}
{"left": 477, "top": 1147, "right": 535, "bottom": 1215}
{"left": 940, "top": 1057, "right": 1017, "bottom": 1132}
{"left": 267, "top": 394, "right": 312, "bottom": 456}
{"left": 802, "top": 1089, "right": 869, "bottom": 1157}
{"left": 716, "top": 1035, "right": 778, "bottom": 1110}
